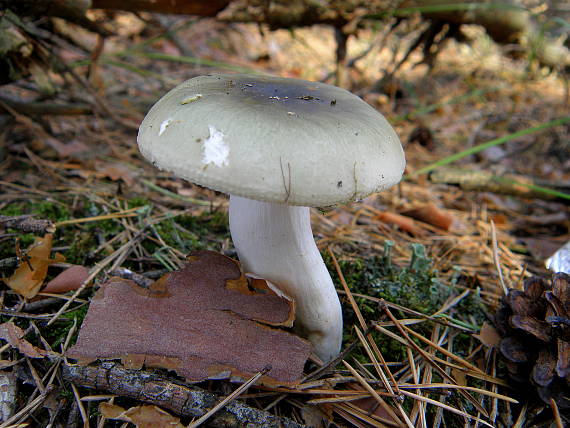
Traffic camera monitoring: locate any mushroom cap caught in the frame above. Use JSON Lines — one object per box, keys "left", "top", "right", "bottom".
{"left": 138, "top": 73, "right": 405, "bottom": 207}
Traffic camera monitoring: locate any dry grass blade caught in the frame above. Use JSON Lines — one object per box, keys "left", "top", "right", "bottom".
{"left": 491, "top": 220, "right": 509, "bottom": 295}
{"left": 353, "top": 327, "right": 399, "bottom": 395}
{"left": 550, "top": 398, "right": 564, "bottom": 428}
{"left": 373, "top": 324, "right": 508, "bottom": 386}
{"left": 397, "top": 389, "right": 495, "bottom": 428}
{"left": 512, "top": 403, "right": 527, "bottom": 428}
{"left": 398, "top": 384, "right": 517, "bottom": 402}
{"left": 328, "top": 248, "right": 418, "bottom": 426}
{"left": 70, "top": 383, "right": 89, "bottom": 428}
{"left": 187, "top": 366, "right": 271, "bottom": 427}
{"left": 55, "top": 208, "right": 140, "bottom": 226}
{"left": 403, "top": 325, "right": 484, "bottom": 374}
{"left": 341, "top": 361, "right": 405, "bottom": 428}
{"left": 335, "top": 402, "right": 392, "bottom": 427}
{"left": 0, "top": 385, "right": 54, "bottom": 428}
{"left": 328, "top": 248, "right": 402, "bottom": 394}
{"left": 381, "top": 305, "right": 489, "bottom": 417}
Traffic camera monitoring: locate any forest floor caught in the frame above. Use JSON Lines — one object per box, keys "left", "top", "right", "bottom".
{"left": 0, "top": 13, "right": 569, "bottom": 428}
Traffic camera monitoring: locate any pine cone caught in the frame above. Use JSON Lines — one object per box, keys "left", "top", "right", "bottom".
{"left": 495, "top": 273, "right": 570, "bottom": 413}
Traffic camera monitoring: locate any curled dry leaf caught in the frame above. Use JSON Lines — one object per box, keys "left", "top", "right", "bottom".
{"left": 100, "top": 403, "right": 184, "bottom": 428}
{"left": 3, "top": 234, "right": 65, "bottom": 299}
{"left": 43, "top": 265, "right": 90, "bottom": 294}
{"left": 375, "top": 211, "right": 425, "bottom": 236}
{"left": 67, "top": 250, "right": 311, "bottom": 385}
{"left": 401, "top": 203, "right": 454, "bottom": 231}
{"left": 0, "top": 322, "right": 47, "bottom": 358}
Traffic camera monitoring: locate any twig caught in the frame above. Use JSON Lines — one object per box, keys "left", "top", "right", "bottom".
{"left": 0, "top": 95, "right": 92, "bottom": 116}
{"left": 188, "top": 365, "right": 271, "bottom": 427}
{"left": 0, "top": 215, "right": 55, "bottom": 234}
{"left": 0, "top": 385, "right": 54, "bottom": 428}
{"left": 108, "top": 268, "right": 154, "bottom": 288}
{"left": 62, "top": 363, "right": 305, "bottom": 428}
{"left": 429, "top": 167, "right": 570, "bottom": 202}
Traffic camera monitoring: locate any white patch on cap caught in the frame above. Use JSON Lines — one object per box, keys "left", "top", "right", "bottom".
{"left": 181, "top": 94, "right": 202, "bottom": 105}
{"left": 158, "top": 118, "right": 172, "bottom": 136}
{"left": 202, "top": 125, "right": 229, "bottom": 167}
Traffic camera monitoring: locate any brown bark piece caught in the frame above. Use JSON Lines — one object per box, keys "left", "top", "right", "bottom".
{"left": 67, "top": 251, "right": 310, "bottom": 385}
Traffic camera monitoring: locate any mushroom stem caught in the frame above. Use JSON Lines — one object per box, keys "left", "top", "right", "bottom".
{"left": 229, "top": 195, "right": 343, "bottom": 362}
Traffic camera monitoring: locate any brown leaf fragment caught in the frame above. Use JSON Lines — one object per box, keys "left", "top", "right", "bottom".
{"left": 510, "top": 315, "right": 551, "bottom": 342}
{"left": 532, "top": 349, "right": 557, "bottom": 387}
{"left": 43, "top": 265, "right": 90, "bottom": 294}
{"left": 475, "top": 322, "right": 501, "bottom": 347}
{"left": 375, "top": 211, "right": 425, "bottom": 236}
{"left": 67, "top": 251, "right": 310, "bottom": 385}
{"left": 79, "top": 161, "right": 136, "bottom": 186}
{"left": 3, "top": 234, "right": 65, "bottom": 299}
{"left": 400, "top": 203, "right": 454, "bottom": 231}
{"left": 100, "top": 403, "right": 184, "bottom": 428}
{"left": 0, "top": 322, "right": 46, "bottom": 358}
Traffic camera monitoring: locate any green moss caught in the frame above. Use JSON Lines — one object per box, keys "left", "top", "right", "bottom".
{"left": 33, "top": 201, "right": 70, "bottom": 222}
{"left": 152, "top": 210, "right": 230, "bottom": 254}
{"left": 40, "top": 302, "right": 90, "bottom": 349}
{"left": 326, "top": 242, "right": 487, "bottom": 363}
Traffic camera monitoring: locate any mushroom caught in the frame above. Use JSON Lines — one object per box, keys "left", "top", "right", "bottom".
{"left": 137, "top": 74, "right": 405, "bottom": 362}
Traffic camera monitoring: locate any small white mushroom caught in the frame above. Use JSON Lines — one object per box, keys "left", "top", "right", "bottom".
{"left": 137, "top": 74, "right": 406, "bottom": 362}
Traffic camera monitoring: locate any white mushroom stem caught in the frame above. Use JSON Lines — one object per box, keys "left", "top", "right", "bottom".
{"left": 229, "top": 195, "right": 343, "bottom": 362}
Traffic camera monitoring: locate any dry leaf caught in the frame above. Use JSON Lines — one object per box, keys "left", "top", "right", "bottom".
{"left": 43, "top": 265, "right": 90, "bottom": 294}
{"left": 79, "top": 162, "right": 136, "bottom": 186}
{"left": 0, "top": 322, "right": 46, "bottom": 358}
{"left": 375, "top": 211, "right": 425, "bottom": 236}
{"left": 401, "top": 203, "right": 454, "bottom": 231}
{"left": 474, "top": 322, "right": 502, "bottom": 348}
{"left": 68, "top": 250, "right": 311, "bottom": 385}
{"left": 3, "top": 234, "right": 65, "bottom": 299}
{"left": 100, "top": 403, "right": 184, "bottom": 428}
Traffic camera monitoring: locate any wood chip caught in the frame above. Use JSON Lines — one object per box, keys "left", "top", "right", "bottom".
{"left": 67, "top": 250, "right": 310, "bottom": 385}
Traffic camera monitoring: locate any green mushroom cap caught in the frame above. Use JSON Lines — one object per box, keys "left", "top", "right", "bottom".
{"left": 138, "top": 73, "right": 405, "bottom": 207}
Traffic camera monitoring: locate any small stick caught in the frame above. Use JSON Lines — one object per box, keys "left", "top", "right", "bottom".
{"left": 188, "top": 365, "right": 271, "bottom": 427}
{"left": 63, "top": 363, "right": 305, "bottom": 428}
{"left": 0, "top": 215, "right": 55, "bottom": 234}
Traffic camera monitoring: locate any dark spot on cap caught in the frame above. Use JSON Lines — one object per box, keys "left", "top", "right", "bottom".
{"left": 337, "top": 181, "right": 343, "bottom": 188}
{"left": 330, "top": 99, "right": 336, "bottom": 106}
